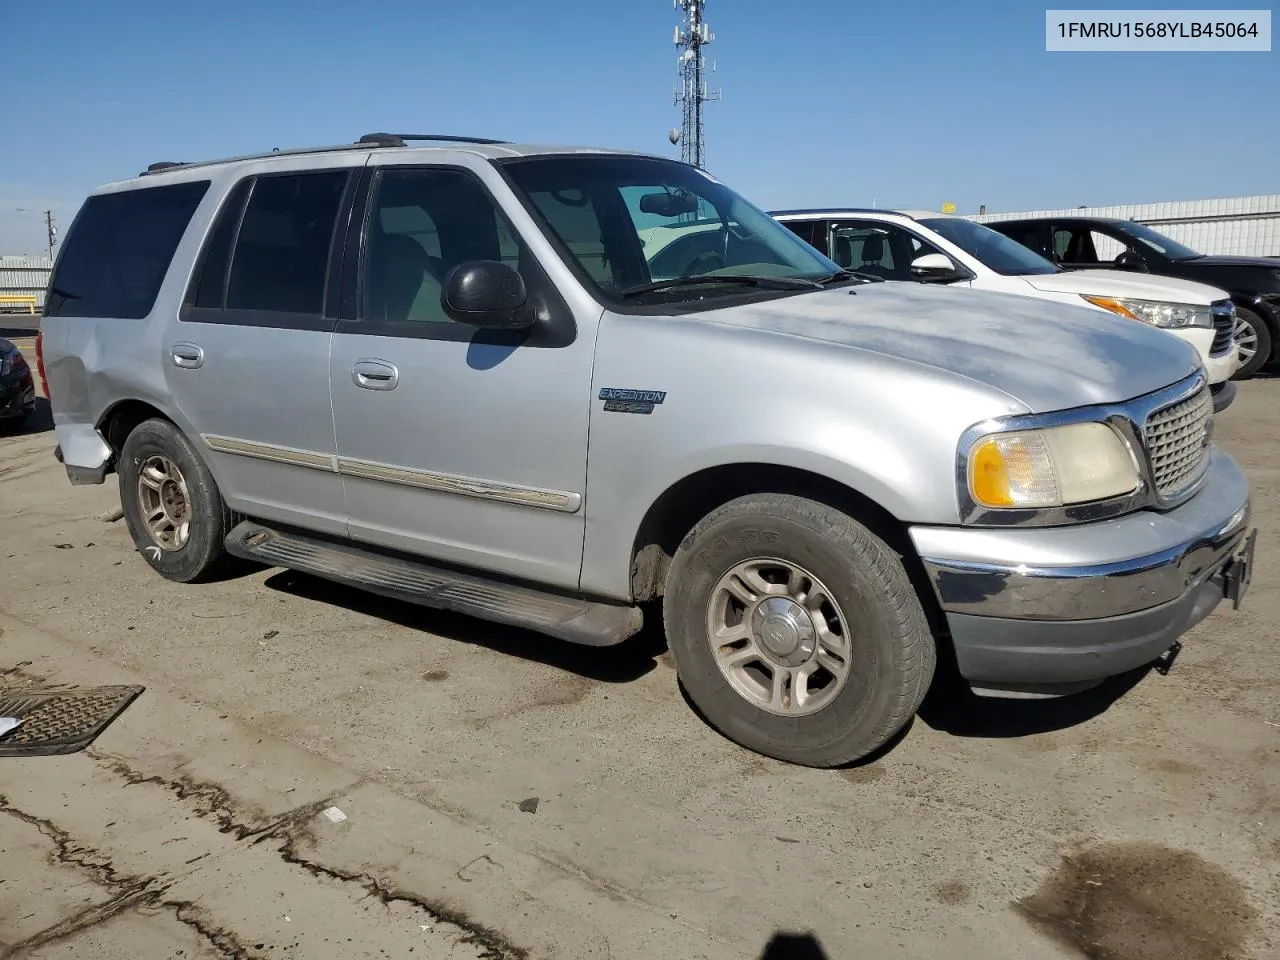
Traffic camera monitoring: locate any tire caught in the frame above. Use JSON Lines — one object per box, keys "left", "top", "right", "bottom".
{"left": 1231, "top": 305, "right": 1272, "bottom": 380}
{"left": 118, "top": 417, "right": 241, "bottom": 583}
{"left": 662, "top": 493, "right": 936, "bottom": 767}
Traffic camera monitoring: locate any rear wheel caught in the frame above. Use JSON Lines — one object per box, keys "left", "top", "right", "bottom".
{"left": 1231, "top": 305, "right": 1272, "bottom": 380}
{"left": 118, "top": 418, "right": 241, "bottom": 583}
{"left": 662, "top": 493, "right": 936, "bottom": 767}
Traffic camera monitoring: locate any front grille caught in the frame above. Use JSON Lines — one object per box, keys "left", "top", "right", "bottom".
{"left": 1210, "top": 302, "right": 1235, "bottom": 356}
{"left": 1143, "top": 385, "right": 1213, "bottom": 500}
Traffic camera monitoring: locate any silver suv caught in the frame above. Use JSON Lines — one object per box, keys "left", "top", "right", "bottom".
{"left": 39, "top": 133, "right": 1256, "bottom": 767}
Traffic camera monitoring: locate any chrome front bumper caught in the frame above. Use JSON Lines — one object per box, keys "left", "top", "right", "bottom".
{"left": 909, "top": 448, "right": 1254, "bottom": 694}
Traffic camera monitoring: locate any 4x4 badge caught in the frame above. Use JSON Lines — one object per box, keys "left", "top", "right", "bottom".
{"left": 599, "top": 388, "right": 667, "bottom": 415}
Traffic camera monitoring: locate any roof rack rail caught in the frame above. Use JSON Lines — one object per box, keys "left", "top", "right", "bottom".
{"left": 138, "top": 132, "right": 508, "bottom": 178}
{"left": 358, "top": 132, "right": 510, "bottom": 146}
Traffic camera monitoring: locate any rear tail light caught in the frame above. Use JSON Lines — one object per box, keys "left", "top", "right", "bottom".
{"left": 35, "top": 331, "right": 49, "bottom": 400}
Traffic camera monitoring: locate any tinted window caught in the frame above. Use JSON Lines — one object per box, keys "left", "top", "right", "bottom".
{"left": 45, "top": 180, "right": 210, "bottom": 318}
{"left": 362, "top": 168, "right": 527, "bottom": 325}
{"left": 997, "top": 223, "right": 1045, "bottom": 255}
{"left": 778, "top": 219, "right": 822, "bottom": 251}
{"left": 1113, "top": 221, "right": 1202, "bottom": 260}
{"left": 190, "top": 180, "right": 252, "bottom": 308}
{"left": 226, "top": 171, "right": 347, "bottom": 314}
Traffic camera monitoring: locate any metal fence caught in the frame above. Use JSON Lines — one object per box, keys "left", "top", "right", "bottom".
{"left": 0, "top": 256, "right": 52, "bottom": 313}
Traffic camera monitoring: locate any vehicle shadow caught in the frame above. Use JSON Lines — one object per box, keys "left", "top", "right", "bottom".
{"left": 0, "top": 398, "right": 53, "bottom": 436}
{"left": 916, "top": 640, "right": 1151, "bottom": 740}
{"left": 262, "top": 569, "right": 1146, "bottom": 752}
{"left": 757, "top": 931, "right": 831, "bottom": 959}
{"left": 261, "top": 569, "right": 667, "bottom": 684}
{"left": 0, "top": 324, "right": 40, "bottom": 339}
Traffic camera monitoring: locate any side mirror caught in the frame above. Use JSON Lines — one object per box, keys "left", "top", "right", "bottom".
{"left": 441, "top": 260, "right": 532, "bottom": 329}
{"left": 1112, "top": 250, "right": 1148, "bottom": 272}
{"left": 910, "top": 252, "right": 965, "bottom": 282}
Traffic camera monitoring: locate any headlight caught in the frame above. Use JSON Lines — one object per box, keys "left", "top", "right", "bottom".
{"left": 967, "top": 422, "right": 1140, "bottom": 510}
{"left": 1082, "top": 295, "right": 1212, "bottom": 329}
{"left": 0, "top": 352, "right": 13, "bottom": 377}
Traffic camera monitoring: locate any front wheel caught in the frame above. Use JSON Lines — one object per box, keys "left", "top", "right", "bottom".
{"left": 1231, "top": 305, "right": 1272, "bottom": 380}
{"left": 662, "top": 493, "right": 936, "bottom": 767}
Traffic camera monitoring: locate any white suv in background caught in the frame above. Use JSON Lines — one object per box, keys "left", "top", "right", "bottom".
{"left": 773, "top": 208, "right": 1242, "bottom": 411}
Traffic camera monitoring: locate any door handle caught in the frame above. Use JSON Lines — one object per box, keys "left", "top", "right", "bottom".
{"left": 351, "top": 358, "right": 399, "bottom": 391}
{"left": 171, "top": 342, "right": 204, "bottom": 369}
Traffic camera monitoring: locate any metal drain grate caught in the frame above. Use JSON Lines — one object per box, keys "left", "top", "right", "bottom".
{"left": 0, "top": 685, "right": 144, "bottom": 757}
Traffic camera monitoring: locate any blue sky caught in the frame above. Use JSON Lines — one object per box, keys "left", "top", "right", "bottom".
{"left": 0, "top": 0, "right": 1275, "bottom": 254}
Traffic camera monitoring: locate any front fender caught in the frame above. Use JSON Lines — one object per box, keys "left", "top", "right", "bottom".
{"left": 579, "top": 312, "right": 1028, "bottom": 600}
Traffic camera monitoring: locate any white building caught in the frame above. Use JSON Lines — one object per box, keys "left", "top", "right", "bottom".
{"left": 971, "top": 194, "right": 1279, "bottom": 259}
{"left": 0, "top": 255, "right": 52, "bottom": 313}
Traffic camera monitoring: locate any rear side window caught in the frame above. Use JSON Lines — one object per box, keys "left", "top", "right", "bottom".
{"left": 225, "top": 171, "right": 347, "bottom": 314}
{"left": 190, "top": 180, "right": 252, "bottom": 308}
{"left": 45, "top": 180, "right": 210, "bottom": 318}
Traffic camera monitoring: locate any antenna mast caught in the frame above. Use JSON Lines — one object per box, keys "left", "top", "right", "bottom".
{"left": 670, "top": 0, "right": 720, "bottom": 168}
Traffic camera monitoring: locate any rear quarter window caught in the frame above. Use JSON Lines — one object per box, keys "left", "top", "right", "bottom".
{"left": 45, "top": 180, "right": 210, "bottom": 319}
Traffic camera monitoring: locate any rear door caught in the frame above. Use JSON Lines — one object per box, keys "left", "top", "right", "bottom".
{"left": 167, "top": 161, "right": 359, "bottom": 535}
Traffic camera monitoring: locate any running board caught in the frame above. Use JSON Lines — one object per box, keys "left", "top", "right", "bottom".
{"left": 224, "top": 521, "right": 644, "bottom": 647}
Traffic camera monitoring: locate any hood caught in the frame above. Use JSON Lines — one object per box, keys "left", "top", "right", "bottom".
{"left": 696, "top": 282, "right": 1201, "bottom": 414}
{"left": 1176, "top": 254, "right": 1280, "bottom": 270}
{"left": 1019, "top": 269, "right": 1229, "bottom": 305}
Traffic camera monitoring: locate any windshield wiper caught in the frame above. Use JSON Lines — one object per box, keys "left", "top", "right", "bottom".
{"left": 816, "top": 269, "right": 883, "bottom": 285}
{"left": 618, "top": 274, "right": 822, "bottom": 299}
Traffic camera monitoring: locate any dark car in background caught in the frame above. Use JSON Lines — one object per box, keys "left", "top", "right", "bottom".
{"left": 0, "top": 338, "right": 36, "bottom": 428}
{"left": 985, "top": 216, "right": 1280, "bottom": 379}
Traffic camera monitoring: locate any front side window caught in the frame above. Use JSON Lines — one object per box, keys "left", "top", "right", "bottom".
{"left": 361, "top": 167, "right": 529, "bottom": 325}
{"left": 1052, "top": 226, "right": 1135, "bottom": 267}
{"left": 498, "top": 155, "right": 843, "bottom": 309}
{"left": 45, "top": 180, "right": 210, "bottom": 318}
{"left": 1113, "top": 221, "right": 1202, "bottom": 261}
{"left": 225, "top": 171, "right": 347, "bottom": 314}
{"left": 828, "top": 221, "right": 953, "bottom": 281}
{"left": 918, "top": 217, "right": 1059, "bottom": 276}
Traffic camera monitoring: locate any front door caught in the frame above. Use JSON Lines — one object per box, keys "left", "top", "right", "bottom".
{"left": 328, "top": 162, "right": 595, "bottom": 590}
{"left": 168, "top": 164, "right": 355, "bottom": 535}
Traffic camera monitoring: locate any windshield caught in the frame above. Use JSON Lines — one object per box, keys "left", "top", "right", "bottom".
{"left": 496, "top": 155, "right": 844, "bottom": 307}
{"left": 1111, "top": 221, "right": 1203, "bottom": 261}
{"left": 917, "top": 217, "right": 1059, "bottom": 276}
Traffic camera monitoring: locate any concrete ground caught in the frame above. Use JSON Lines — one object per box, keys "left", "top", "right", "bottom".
{"left": 1, "top": 353, "right": 1277, "bottom": 960}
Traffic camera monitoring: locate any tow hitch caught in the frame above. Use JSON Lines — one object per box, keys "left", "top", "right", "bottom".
{"left": 1152, "top": 641, "right": 1182, "bottom": 677}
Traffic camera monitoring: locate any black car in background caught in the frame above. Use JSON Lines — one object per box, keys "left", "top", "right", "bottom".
{"left": 0, "top": 338, "right": 36, "bottom": 429}
{"left": 986, "top": 216, "right": 1280, "bottom": 379}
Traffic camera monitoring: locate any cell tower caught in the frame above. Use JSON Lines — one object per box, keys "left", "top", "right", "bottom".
{"left": 669, "top": 0, "right": 720, "bottom": 168}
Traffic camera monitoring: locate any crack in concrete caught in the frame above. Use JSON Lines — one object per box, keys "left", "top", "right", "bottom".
{"left": 91, "top": 752, "right": 531, "bottom": 960}
{"left": 0, "top": 884, "right": 159, "bottom": 958}
{"left": 0, "top": 796, "right": 257, "bottom": 960}
{"left": 164, "top": 900, "right": 259, "bottom": 960}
